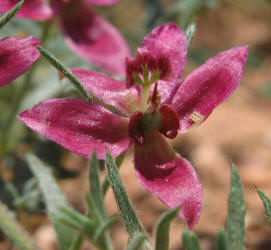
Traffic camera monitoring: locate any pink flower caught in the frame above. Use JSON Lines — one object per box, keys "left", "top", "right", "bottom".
{"left": 0, "top": 0, "right": 131, "bottom": 76}
{"left": 0, "top": 36, "right": 41, "bottom": 87}
{"left": 18, "top": 23, "right": 248, "bottom": 228}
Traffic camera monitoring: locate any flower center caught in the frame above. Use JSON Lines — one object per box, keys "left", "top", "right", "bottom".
{"left": 126, "top": 50, "right": 171, "bottom": 88}
{"left": 128, "top": 104, "right": 180, "bottom": 146}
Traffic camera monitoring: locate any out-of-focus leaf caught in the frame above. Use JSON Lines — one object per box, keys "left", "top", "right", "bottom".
{"left": 26, "top": 153, "right": 76, "bottom": 250}
{"left": 154, "top": 207, "right": 180, "bottom": 250}
{"left": 0, "top": 202, "right": 37, "bottom": 250}
{"left": 57, "top": 206, "right": 116, "bottom": 250}
{"left": 257, "top": 188, "right": 271, "bottom": 225}
{"left": 182, "top": 231, "right": 201, "bottom": 250}
{"left": 125, "top": 233, "right": 147, "bottom": 250}
{"left": 145, "top": 0, "right": 164, "bottom": 29}
{"left": 105, "top": 151, "right": 146, "bottom": 238}
{"left": 215, "top": 229, "right": 227, "bottom": 250}
{"left": 261, "top": 81, "right": 271, "bottom": 98}
{"left": 185, "top": 22, "right": 196, "bottom": 47}
{"left": 225, "top": 163, "right": 246, "bottom": 250}
{"left": 170, "top": 0, "right": 219, "bottom": 30}
{"left": 89, "top": 152, "right": 106, "bottom": 221}
{"left": 56, "top": 206, "right": 96, "bottom": 237}
{"left": 93, "top": 215, "right": 119, "bottom": 241}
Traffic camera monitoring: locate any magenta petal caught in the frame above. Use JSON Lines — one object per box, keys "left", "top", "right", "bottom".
{"left": 84, "top": 0, "right": 122, "bottom": 5}
{"left": 18, "top": 99, "right": 132, "bottom": 159}
{"left": 171, "top": 46, "right": 248, "bottom": 132}
{"left": 60, "top": 1, "right": 131, "bottom": 76}
{"left": 141, "top": 23, "right": 187, "bottom": 81}
{"left": 0, "top": 36, "right": 41, "bottom": 87}
{"left": 70, "top": 68, "right": 140, "bottom": 114}
{"left": 0, "top": 0, "right": 57, "bottom": 20}
{"left": 134, "top": 133, "right": 203, "bottom": 228}
{"left": 141, "top": 23, "right": 187, "bottom": 101}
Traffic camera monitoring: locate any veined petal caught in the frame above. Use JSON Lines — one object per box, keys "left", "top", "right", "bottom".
{"left": 60, "top": 0, "right": 131, "bottom": 76}
{"left": 0, "top": 36, "right": 41, "bottom": 87}
{"left": 84, "top": 0, "right": 122, "bottom": 5}
{"left": 18, "top": 99, "right": 132, "bottom": 159}
{"left": 70, "top": 68, "right": 140, "bottom": 114}
{"left": 171, "top": 46, "right": 248, "bottom": 132}
{"left": 0, "top": 0, "right": 57, "bottom": 20}
{"left": 134, "top": 132, "right": 203, "bottom": 228}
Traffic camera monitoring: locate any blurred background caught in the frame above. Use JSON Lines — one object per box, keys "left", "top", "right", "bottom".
{"left": 0, "top": 0, "right": 271, "bottom": 249}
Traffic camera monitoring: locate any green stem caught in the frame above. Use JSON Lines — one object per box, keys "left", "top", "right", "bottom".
{"left": 0, "top": 20, "right": 52, "bottom": 153}
{"left": 0, "top": 0, "right": 24, "bottom": 30}
{"left": 37, "top": 46, "right": 127, "bottom": 118}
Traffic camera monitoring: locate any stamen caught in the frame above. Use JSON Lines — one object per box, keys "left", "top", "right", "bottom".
{"left": 190, "top": 111, "right": 204, "bottom": 126}
{"left": 182, "top": 111, "right": 204, "bottom": 133}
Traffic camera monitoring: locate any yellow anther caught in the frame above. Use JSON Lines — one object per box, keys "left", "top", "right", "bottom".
{"left": 190, "top": 111, "right": 204, "bottom": 124}
{"left": 183, "top": 111, "right": 204, "bottom": 133}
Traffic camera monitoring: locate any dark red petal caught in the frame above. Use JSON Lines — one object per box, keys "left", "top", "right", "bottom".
{"left": 60, "top": 0, "right": 131, "bottom": 76}
{"left": 0, "top": 36, "right": 41, "bottom": 87}
{"left": 134, "top": 132, "right": 203, "bottom": 228}
{"left": 0, "top": 0, "right": 58, "bottom": 20}
{"left": 128, "top": 111, "right": 144, "bottom": 145}
{"left": 159, "top": 104, "right": 180, "bottom": 138}
{"left": 85, "top": 0, "right": 122, "bottom": 5}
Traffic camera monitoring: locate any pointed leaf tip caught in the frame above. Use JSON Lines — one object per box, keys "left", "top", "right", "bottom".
{"left": 182, "top": 231, "right": 201, "bottom": 250}
{"left": 155, "top": 207, "right": 180, "bottom": 250}
{"left": 225, "top": 163, "right": 246, "bottom": 250}
{"left": 257, "top": 188, "right": 271, "bottom": 225}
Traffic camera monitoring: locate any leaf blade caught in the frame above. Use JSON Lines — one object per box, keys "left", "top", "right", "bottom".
{"left": 125, "top": 233, "right": 147, "bottom": 250}
{"left": 105, "top": 151, "right": 146, "bottom": 238}
{"left": 225, "top": 163, "right": 246, "bottom": 250}
{"left": 182, "top": 231, "right": 201, "bottom": 250}
{"left": 155, "top": 207, "right": 180, "bottom": 250}
{"left": 257, "top": 188, "right": 271, "bottom": 225}
{"left": 26, "top": 153, "right": 76, "bottom": 250}
{"left": 0, "top": 202, "right": 37, "bottom": 250}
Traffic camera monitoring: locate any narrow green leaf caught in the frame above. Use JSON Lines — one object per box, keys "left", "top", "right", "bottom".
{"left": 102, "top": 152, "right": 126, "bottom": 196}
{"left": 93, "top": 215, "right": 119, "bottom": 241}
{"left": 56, "top": 206, "right": 97, "bottom": 237}
{"left": 0, "top": 0, "right": 24, "bottom": 30}
{"left": 225, "top": 163, "right": 246, "bottom": 250}
{"left": 125, "top": 233, "right": 147, "bottom": 250}
{"left": 154, "top": 207, "right": 180, "bottom": 250}
{"left": 69, "top": 235, "right": 84, "bottom": 250}
{"left": 0, "top": 202, "right": 37, "bottom": 250}
{"left": 36, "top": 46, "right": 91, "bottom": 101}
{"left": 214, "top": 229, "right": 227, "bottom": 250}
{"left": 105, "top": 151, "right": 146, "bottom": 238}
{"left": 257, "top": 188, "right": 271, "bottom": 225}
{"left": 36, "top": 46, "right": 126, "bottom": 117}
{"left": 57, "top": 206, "right": 114, "bottom": 250}
{"left": 88, "top": 152, "right": 113, "bottom": 250}
{"left": 26, "top": 153, "right": 76, "bottom": 250}
{"left": 185, "top": 22, "right": 196, "bottom": 47}
{"left": 182, "top": 231, "right": 201, "bottom": 250}
{"left": 89, "top": 152, "right": 106, "bottom": 221}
